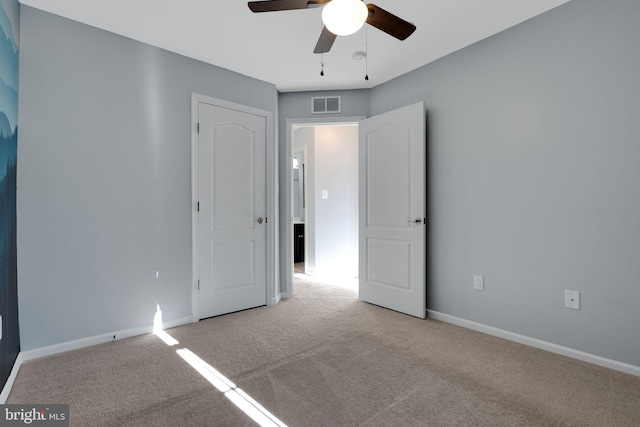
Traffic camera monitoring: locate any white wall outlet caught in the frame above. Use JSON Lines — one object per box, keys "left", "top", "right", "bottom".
{"left": 565, "top": 290, "right": 580, "bottom": 310}
{"left": 321, "top": 190, "right": 329, "bottom": 199}
{"left": 473, "top": 275, "right": 484, "bottom": 291}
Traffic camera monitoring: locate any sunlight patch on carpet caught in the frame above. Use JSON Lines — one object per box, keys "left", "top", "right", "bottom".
{"left": 151, "top": 315, "right": 284, "bottom": 424}
{"left": 177, "top": 349, "right": 287, "bottom": 427}
{"left": 295, "top": 274, "right": 358, "bottom": 290}
{"left": 154, "top": 330, "right": 179, "bottom": 346}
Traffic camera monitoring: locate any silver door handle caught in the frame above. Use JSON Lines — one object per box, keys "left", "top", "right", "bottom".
{"left": 255, "top": 217, "right": 264, "bottom": 224}
{"left": 406, "top": 218, "right": 422, "bottom": 224}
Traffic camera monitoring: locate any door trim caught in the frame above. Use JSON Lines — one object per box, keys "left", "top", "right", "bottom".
{"left": 191, "top": 93, "right": 276, "bottom": 322}
{"left": 283, "top": 116, "right": 365, "bottom": 299}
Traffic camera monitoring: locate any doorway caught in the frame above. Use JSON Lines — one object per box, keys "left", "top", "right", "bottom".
{"left": 292, "top": 146, "right": 306, "bottom": 273}
{"left": 285, "top": 118, "right": 363, "bottom": 299}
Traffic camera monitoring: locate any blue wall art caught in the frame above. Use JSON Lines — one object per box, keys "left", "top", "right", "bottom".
{"left": 0, "top": 0, "right": 19, "bottom": 391}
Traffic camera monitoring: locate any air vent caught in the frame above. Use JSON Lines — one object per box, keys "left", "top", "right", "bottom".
{"left": 311, "top": 96, "right": 341, "bottom": 114}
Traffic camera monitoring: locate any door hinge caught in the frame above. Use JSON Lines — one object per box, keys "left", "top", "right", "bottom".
{"left": 197, "top": 123, "right": 200, "bottom": 133}
{"left": 197, "top": 279, "right": 200, "bottom": 290}
{"left": 197, "top": 201, "right": 200, "bottom": 212}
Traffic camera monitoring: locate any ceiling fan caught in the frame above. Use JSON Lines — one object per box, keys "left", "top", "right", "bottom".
{"left": 248, "top": 0, "right": 416, "bottom": 54}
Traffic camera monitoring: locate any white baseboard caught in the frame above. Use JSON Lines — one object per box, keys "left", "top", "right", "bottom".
{"left": 271, "top": 293, "right": 282, "bottom": 305}
{"left": 0, "top": 353, "right": 24, "bottom": 404}
{"left": 427, "top": 310, "right": 640, "bottom": 377}
{"left": 20, "top": 316, "right": 193, "bottom": 362}
{"left": 1, "top": 316, "right": 193, "bottom": 402}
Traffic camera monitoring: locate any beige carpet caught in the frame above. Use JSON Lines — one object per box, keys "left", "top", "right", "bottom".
{"left": 8, "top": 274, "right": 640, "bottom": 426}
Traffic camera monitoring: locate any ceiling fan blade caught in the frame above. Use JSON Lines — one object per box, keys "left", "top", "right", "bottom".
{"left": 248, "top": 0, "right": 325, "bottom": 13}
{"left": 365, "top": 4, "right": 416, "bottom": 40}
{"left": 313, "top": 26, "right": 338, "bottom": 54}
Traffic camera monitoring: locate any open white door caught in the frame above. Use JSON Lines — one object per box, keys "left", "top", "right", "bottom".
{"left": 359, "top": 102, "right": 426, "bottom": 318}
{"left": 197, "top": 101, "right": 267, "bottom": 319}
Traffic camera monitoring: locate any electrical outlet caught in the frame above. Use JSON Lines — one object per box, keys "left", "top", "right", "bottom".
{"left": 565, "top": 290, "right": 580, "bottom": 310}
{"left": 473, "top": 275, "right": 484, "bottom": 291}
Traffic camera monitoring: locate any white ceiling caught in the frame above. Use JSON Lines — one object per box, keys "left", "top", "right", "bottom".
{"left": 19, "top": 0, "right": 570, "bottom": 93}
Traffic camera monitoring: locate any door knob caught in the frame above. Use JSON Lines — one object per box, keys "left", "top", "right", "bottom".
{"left": 255, "top": 217, "right": 264, "bottom": 224}
{"left": 406, "top": 218, "right": 422, "bottom": 224}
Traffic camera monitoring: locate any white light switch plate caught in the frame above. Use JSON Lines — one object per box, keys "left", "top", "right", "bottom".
{"left": 321, "top": 190, "right": 329, "bottom": 199}
{"left": 473, "top": 275, "right": 484, "bottom": 291}
{"left": 565, "top": 290, "right": 580, "bottom": 310}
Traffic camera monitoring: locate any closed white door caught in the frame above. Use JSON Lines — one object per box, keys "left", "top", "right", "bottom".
{"left": 198, "top": 101, "right": 267, "bottom": 319}
{"left": 359, "top": 102, "right": 426, "bottom": 318}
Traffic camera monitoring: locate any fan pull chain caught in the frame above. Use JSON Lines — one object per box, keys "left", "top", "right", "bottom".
{"left": 365, "top": 24, "right": 369, "bottom": 81}
{"left": 320, "top": 20, "right": 325, "bottom": 76}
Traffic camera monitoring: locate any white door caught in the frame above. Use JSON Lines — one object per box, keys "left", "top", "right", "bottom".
{"left": 198, "top": 101, "right": 267, "bottom": 319}
{"left": 359, "top": 102, "right": 426, "bottom": 318}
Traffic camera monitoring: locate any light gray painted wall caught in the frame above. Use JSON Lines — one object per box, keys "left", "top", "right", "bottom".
{"left": 371, "top": 0, "right": 640, "bottom": 366}
{"left": 278, "top": 90, "right": 369, "bottom": 292}
{"left": 17, "top": 6, "right": 278, "bottom": 350}
{"left": 313, "top": 125, "right": 358, "bottom": 277}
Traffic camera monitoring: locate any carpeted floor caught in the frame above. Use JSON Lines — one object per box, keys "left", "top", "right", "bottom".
{"left": 8, "top": 274, "right": 640, "bottom": 426}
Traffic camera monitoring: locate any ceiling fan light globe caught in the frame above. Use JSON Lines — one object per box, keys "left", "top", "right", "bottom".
{"left": 322, "top": 0, "right": 368, "bottom": 36}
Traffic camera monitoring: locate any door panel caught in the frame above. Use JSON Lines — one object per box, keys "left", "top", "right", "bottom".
{"left": 213, "top": 240, "right": 254, "bottom": 290}
{"left": 213, "top": 125, "right": 255, "bottom": 229}
{"left": 198, "top": 102, "right": 266, "bottom": 319}
{"left": 359, "top": 102, "right": 426, "bottom": 318}
{"left": 366, "top": 238, "right": 412, "bottom": 289}
{"left": 366, "top": 128, "right": 412, "bottom": 228}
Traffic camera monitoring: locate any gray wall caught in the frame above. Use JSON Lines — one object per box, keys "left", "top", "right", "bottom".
{"left": 371, "top": 0, "right": 640, "bottom": 366}
{"left": 278, "top": 90, "right": 369, "bottom": 291}
{"left": 313, "top": 125, "right": 358, "bottom": 277}
{"left": 17, "top": 6, "right": 278, "bottom": 351}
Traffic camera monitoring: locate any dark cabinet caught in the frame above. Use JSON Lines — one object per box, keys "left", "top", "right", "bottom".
{"left": 294, "top": 223, "right": 305, "bottom": 263}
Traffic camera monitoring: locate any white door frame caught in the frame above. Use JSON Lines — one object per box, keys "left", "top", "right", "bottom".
{"left": 283, "top": 116, "right": 364, "bottom": 299}
{"left": 191, "top": 93, "right": 277, "bottom": 322}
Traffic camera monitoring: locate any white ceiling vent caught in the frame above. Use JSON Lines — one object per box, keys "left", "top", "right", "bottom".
{"left": 311, "top": 96, "right": 341, "bottom": 114}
